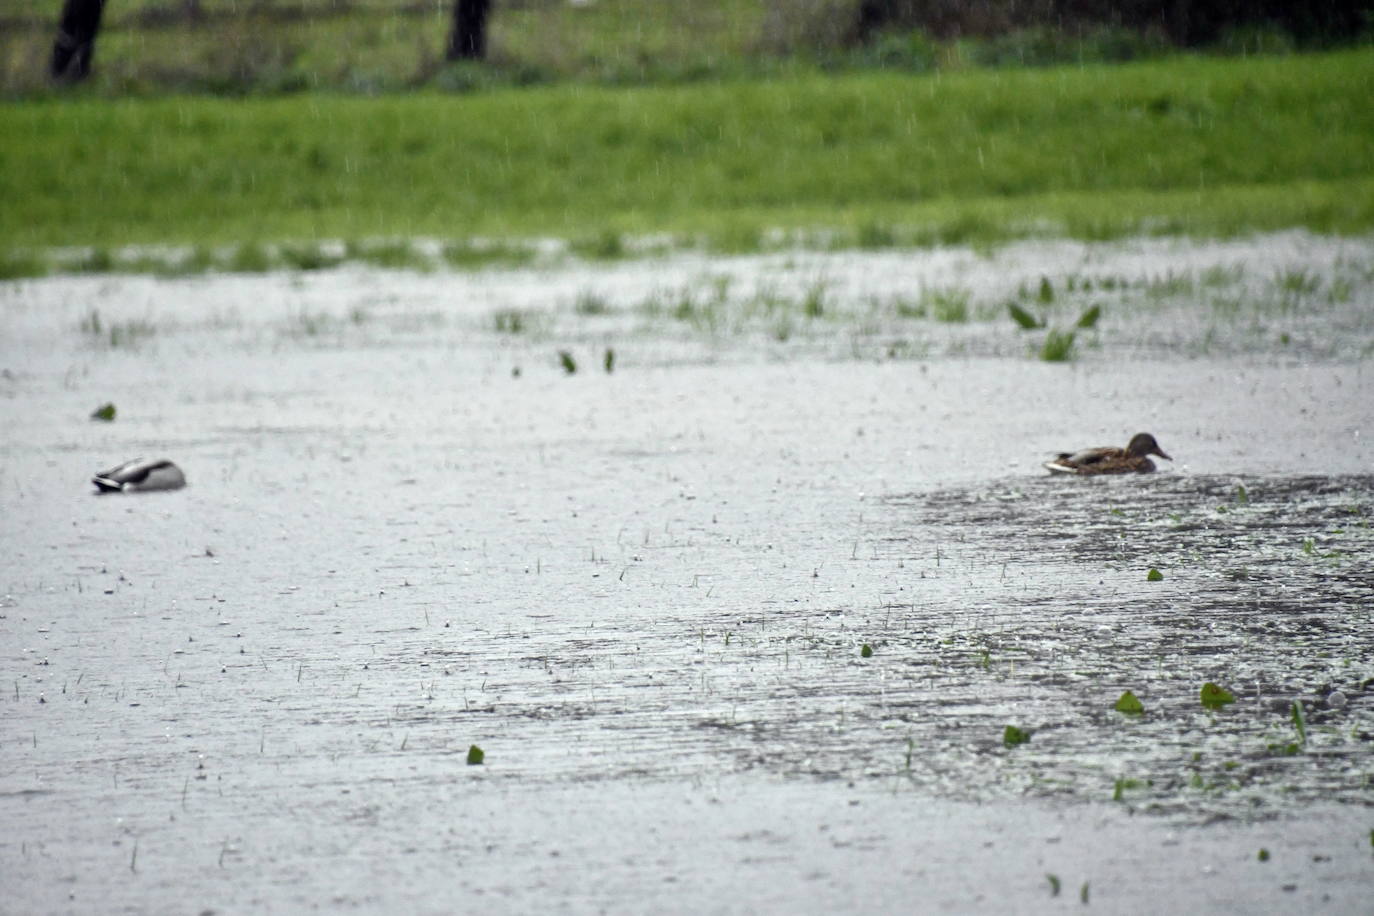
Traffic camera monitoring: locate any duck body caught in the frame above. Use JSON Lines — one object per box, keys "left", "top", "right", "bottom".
{"left": 1044, "top": 433, "right": 1171, "bottom": 476}
{"left": 93, "top": 458, "right": 186, "bottom": 493}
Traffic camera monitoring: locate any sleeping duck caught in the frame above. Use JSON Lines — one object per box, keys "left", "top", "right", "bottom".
{"left": 1044, "top": 433, "right": 1171, "bottom": 475}
{"left": 92, "top": 458, "right": 186, "bottom": 493}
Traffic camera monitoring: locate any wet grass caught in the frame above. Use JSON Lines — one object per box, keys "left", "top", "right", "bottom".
{"left": 3, "top": 50, "right": 1373, "bottom": 252}
{"left": 79, "top": 308, "right": 157, "bottom": 348}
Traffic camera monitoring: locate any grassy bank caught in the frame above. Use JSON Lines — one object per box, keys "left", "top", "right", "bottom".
{"left": 2, "top": 50, "right": 1373, "bottom": 258}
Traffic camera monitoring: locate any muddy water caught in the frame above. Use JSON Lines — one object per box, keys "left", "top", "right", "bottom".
{"left": 2, "top": 234, "right": 1372, "bottom": 912}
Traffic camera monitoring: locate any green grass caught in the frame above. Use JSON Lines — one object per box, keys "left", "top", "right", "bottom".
{"left": 2, "top": 50, "right": 1373, "bottom": 252}
{"left": 0, "top": 0, "right": 769, "bottom": 97}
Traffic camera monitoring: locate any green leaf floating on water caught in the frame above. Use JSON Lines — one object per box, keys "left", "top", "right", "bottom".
{"left": 1291, "top": 700, "right": 1307, "bottom": 744}
{"left": 1200, "top": 682, "right": 1236, "bottom": 709}
{"left": 90, "top": 402, "right": 116, "bottom": 421}
{"left": 466, "top": 744, "right": 485, "bottom": 765}
{"left": 1038, "top": 276, "right": 1055, "bottom": 303}
{"left": 1115, "top": 690, "right": 1145, "bottom": 715}
{"left": 1258, "top": 848, "right": 1270, "bottom": 862}
{"left": 1003, "top": 725, "right": 1031, "bottom": 747}
{"left": 861, "top": 643, "right": 873, "bottom": 658}
{"left": 1008, "top": 303, "right": 1043, "bottom": 329}
{"left": 1147, "top": 567, "right": 1164, "bottom": 581}
{"left": 1076, "top": 304, "right": 1102, "bottom": 328}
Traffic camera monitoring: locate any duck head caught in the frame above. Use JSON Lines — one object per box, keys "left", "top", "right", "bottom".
{"left": 1126, "top": 433, "right": 1171, "bottom": 461}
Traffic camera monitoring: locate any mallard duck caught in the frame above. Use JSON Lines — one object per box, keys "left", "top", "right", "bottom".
{"left": 1044, "top": 433, "right": 1171, "bottom": 475}
{"left": 92, "top": 458, "right": 186, "bottom": 493}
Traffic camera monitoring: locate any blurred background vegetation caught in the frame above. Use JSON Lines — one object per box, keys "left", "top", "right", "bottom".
{"left": 3, "top": 0, "right": 1370, "bottom": 97}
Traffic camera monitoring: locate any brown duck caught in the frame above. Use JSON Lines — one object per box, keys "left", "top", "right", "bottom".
{"left": 1044, "top": 433, "right": 1171, "bottom": 475}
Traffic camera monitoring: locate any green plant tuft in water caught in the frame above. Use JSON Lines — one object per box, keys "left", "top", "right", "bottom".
{"left": 1008, "top": 302, "right": 1044, "bottom": 329}
{"left": 861, "top": 643, "right": 873, "bottom": 658}
{"left": 492, "top": 309, "right": 527, "bottom": 334}
{"left": 1291, "top": 700, "right": 1307, "bottom": 745}
{"left": 90, "top": 403, "right": 116, "bottom": 422}
{"left": 279, "top": 242, "right": 342, "bottom": 271}
{"left": 1003, "top": 725, "right": 1031, "bottom": 747}
{"left": 1257, "top": 848, "right": 1270, "bottom": 862}
{"left": 571, "top": 229, "right": 625, "bottom": 260}
{"left": 1200, "top": 682, "right": 1236, "bottom": 709}
{"left": 575, "top": 290, "right": 613, "bottom": 315}
{"left": 466, "top": 744, "right": 484, "bottom": 765}
{"left": 1076, "top": 304, "right": 1102, "bottom": 328}
{"left": 558, "top": 350, "right": 578, "bottom": 374}
{"left": 1046, "top": 874, "right": 1061, "bottom": 897}
{"left": 1037, "top": 276, "right": 1055, "bottom": 303}
{"left": 927, "top": 286, "right": 971, "bottom": 323}
{"left": 603, "top": 348, "right": 615, "bottom": 373}
{"left": 802, "top": 281, "right": 828, "bottom": 319}
{"left": 346, "top": 239, "right": 432, "bottom": 271}
{"left": 442, "top": 239, "right": 537, "bottom": 269}
{"left": 1114, "top": 690, "right": 1144, "bottom": 714}
{"left": 1040, "top": 329, "right": 1075, "bottom": 361}
{"left": 227, "top": 242, "right": 274, "bottom": 273}
{"left": 1147, "top": 567, "right": 1163, "bottom": 581}
{"left": 1236, "top": 484, "right": 1249, "bottom": 505}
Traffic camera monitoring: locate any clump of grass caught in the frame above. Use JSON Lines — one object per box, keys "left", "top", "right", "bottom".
{"left": 135, "top": 246, "right": 217, "bottom": 277}
{"left": 706, "top": 223, "right": 766, "bottom": 255}
{"left": 1040, "top": 328, "right": 1076, "bottom": 361}
{"left": 279, "top": 242, "right": 342, "bottom": 271}
{"left": 1200, "top": 264, "right": 1244, "bottom": 288}
{"left": 346, "top": 239, "right": 432, "bottom": 271}
{"left": 492, "top": 308, "right": 530, "bottom": 334}
{"left": 925, "top": 286, "right": 971, "bottom": 323}
{"left": 1037, "top": 276, "right": 1055, "bottom": 303}
{"left": 79, "top": 308, "right": 103, "bottom": 337}
{"left": 570, "top": 229, "right": 626, "bottom": 260}
{"left": 802, "top": 280, "right": 829, "bottom": 319}
{"left": 1144, "top": 270, "right": 1195, "bottom": 299}
{"left": 442, "top": 239, "right": 538, "bottom": 270}
{"left": 226, "top": 242, "right": 275, "bottom": 273}
{"left": 106, "top": 320, "right": 157, "bottom": 348}
{"left": 0, "top": 249, "right": 49, "bottom": 280}
{"left": 557, "top": 350, "right": 577, "bottom": 374}
{"left": 574, "top": 290, "right": 613, "bottom": 315}
{"left": 855, "top": 221, "right": 897, "bottom": 249}
{"left": 290, "top": 311, "right": 334, "bottom": 337}
{"left": 1273, "top": 267, "right": 1321, "bottom": 307}
{"left": 891, "top": 295, "right": 925, "bottom": 319}
{"left": 74, "top": 247, "right": 116, "bottom": 273}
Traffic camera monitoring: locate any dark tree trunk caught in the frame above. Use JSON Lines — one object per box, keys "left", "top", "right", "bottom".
{"left": 447, "top": 0, "right": 492, "bottom": 61}
{"left": 51, "top": 0, "right": 107, "bottom": 82}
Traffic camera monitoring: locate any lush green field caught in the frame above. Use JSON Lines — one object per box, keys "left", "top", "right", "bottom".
{"left": 2, "top": 49, "right": 1373, "bottom": 257}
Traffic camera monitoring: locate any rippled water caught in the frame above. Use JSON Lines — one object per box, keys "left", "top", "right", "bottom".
{"left": 2, "top": 233, "right": 1371, "bottom": 911}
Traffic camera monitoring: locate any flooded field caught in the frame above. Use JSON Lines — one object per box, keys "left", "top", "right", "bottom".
{"left": 2, "top": 232, "right": 1372, "bottom": 912}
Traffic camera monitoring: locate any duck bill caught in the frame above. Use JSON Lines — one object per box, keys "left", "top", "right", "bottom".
{"left": 1154, "top": 448, "right": 1172, "bottom": 461}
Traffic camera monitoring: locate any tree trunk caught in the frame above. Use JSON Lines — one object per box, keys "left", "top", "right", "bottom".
{"left": 51, "top": 0, "right": 107, "bottom": 82}
{"left": 447, "top": 0, "right": 492, "bottom": 61}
